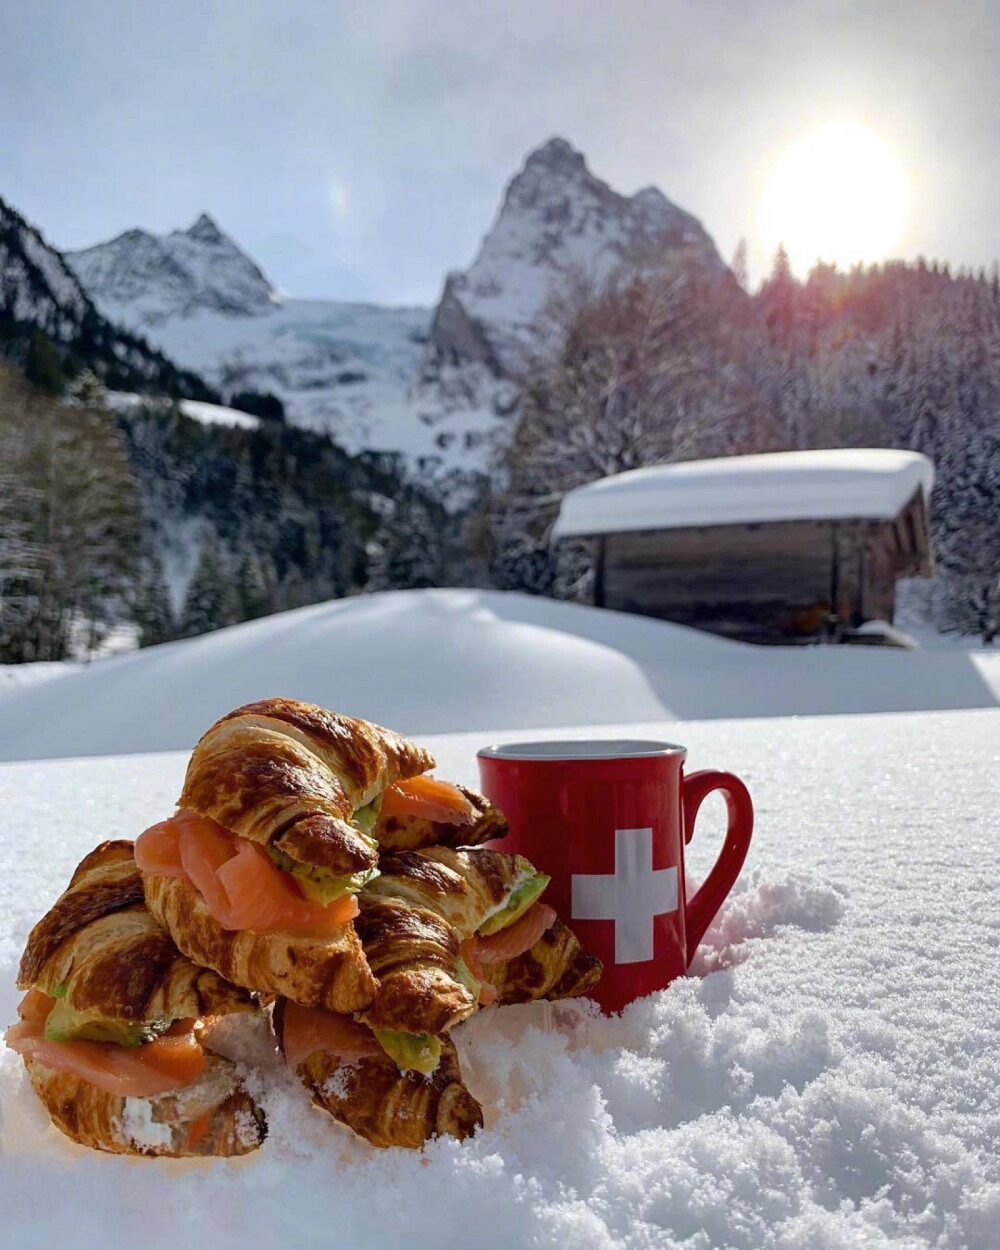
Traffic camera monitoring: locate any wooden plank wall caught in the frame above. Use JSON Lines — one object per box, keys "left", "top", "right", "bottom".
{"left": 600, "top": 517, "right": 917, "bottom": 642}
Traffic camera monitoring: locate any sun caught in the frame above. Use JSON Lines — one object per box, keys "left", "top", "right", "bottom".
{"left": 760, "top": 122, "right": 910, "bottom": 277}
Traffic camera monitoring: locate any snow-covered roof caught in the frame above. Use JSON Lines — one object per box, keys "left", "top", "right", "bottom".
{"left": 552, "top": 449, "right": 935, "bottom": 538}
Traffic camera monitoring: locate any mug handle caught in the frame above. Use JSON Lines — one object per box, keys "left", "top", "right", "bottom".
{"left": 682, "top": 770, "right": 754, "bottom": 960}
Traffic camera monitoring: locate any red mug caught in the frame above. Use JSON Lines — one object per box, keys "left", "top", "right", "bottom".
{"left": 477, "top": 739, "right": 754, "bottom": 1014}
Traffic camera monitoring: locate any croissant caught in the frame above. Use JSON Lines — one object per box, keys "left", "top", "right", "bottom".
{"left": 22, "top": 1052, "right": 265, "bottom": 1157}
{"left": 11, "top": 841, "right": 265, "bottom": 1157}
{"left": 489, "top": 918, "right": 603, "bottom": 1005}
{"left": 143, "top": 872, "right": 378, "bottom": 1014}
{"left": 358, "top": 847, "right": 602, "bottom": 1027}
{"left": 273, "top": 1000, "right": 482, "bottom": 1150}
{"left": 181, "top": 698, "right": 434, "bottom": 876}
{"left": 140, "top": 698, "right": 437, "bottom": 1011}
{"left": 355, "top": 848, "right": 527, "bottom": 1034}
{"left": 373, "top": 784, "right": 509, "bottom": 853}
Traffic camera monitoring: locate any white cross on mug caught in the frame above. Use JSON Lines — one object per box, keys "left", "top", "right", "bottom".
{"left": 571, "top": 828, "right": 678, "bottom": 963}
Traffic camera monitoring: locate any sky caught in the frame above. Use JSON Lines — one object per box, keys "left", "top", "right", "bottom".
{"left": 2, "top": 1, "right": 999, "bottom": 304}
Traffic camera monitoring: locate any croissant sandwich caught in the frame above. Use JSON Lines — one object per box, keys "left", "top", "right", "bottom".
{"left": 135, "top": 699, "right": 508, "bottom": 1012}
{"left": 274, "top": 845, "right": 602, "bottom": 1148}
{"left": 7, "top": 841, "right": 266, "bottom": 1157}
{"left": 273, "top": 1000, "right": 482, "bottom": 1149}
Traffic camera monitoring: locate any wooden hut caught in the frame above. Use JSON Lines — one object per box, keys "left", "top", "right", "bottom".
{"left": 552, "top": 449, "right": 935, "bottom": 645}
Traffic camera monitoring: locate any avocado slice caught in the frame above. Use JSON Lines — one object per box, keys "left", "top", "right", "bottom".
{"left": 478, "top": 862, "right": 551, "bottom": 936}
{"left": 372, "top": 1028, "right": 443, "bottom": 1075}
{"left": 267, "top": 847, "right": 380, "bottom": 905}
{"left": 43, "top": 999, "right": 167, "bottom": 1048}
{"left": 350, "top": 796, "right": 382, "bottom": 838}
{"left": 455, "top": 955, "right": 482, "bottom": 1005}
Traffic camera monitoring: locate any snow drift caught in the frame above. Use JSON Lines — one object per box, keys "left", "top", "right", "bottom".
{"left": 0, "top": 590, "right": 995, "bottom": 763}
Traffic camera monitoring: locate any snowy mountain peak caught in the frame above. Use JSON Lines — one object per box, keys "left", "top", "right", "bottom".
{"left": 67, "top": 213, "right": 276, "bottom": 327}
{"left": 428, "top": 136, "right": 725, "bottom": 375}
{"left": 185, "top": 211, "right": 224, "bottom": 242}
{"left": 521, "top": 135, "right": 589, "bottom": 175}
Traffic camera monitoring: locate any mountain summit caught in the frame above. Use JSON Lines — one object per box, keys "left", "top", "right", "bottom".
{"left": 427, "top": 136, "right": 725, "bottom": 374}
{"left": 66, "top": 214, "right": 276, "bottom": 326}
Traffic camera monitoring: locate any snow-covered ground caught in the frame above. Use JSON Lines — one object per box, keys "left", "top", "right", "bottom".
{"left": 2, "top": 707, "right": 998, "bottom": 1248}
{"left": 0, "top": 590, "right": 995, "bottom": 764}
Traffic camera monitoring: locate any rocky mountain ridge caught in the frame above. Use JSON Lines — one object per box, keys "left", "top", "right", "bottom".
{"left": 0, "top": 194, "right": 216, "bottom": 399}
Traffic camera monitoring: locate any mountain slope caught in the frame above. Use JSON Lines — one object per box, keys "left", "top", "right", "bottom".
{"left": 0, "top": 194, "right": 216, "bottom": 399}
{"left": 67, "top": 213, "right": 276, "bottom": 325}
{"left": 426, "top": 137, "right": 726, "bottom": 375}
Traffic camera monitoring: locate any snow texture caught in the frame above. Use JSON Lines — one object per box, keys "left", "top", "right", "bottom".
{"left": 553, "top": 450, "right": 935, "bottom": 538}
{"left": 1, "top": 708, "right": 998, "bottom": 1248}
{"left": 0, "top": 589, "right": 995, "bottom": 764}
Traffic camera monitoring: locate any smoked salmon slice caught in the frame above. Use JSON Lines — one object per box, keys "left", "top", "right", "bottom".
{"left": 280, "top": 1001, "right": 382, "bottom": 1066}
{"left": 465, "top": 903, "right": 557, "bottom": 967}
{"left": 458, "top": 943, "right": 498, "bottom": 1005}
{"left": 5, "top": 995, "right": 205, "bottom": 1097}
{"left": 379, "top": 776, "right": 477, "bottom": 826}
{"left": 133, "top": 819, "right": 187, "bottom": 877}
{"left": 136, "top": 811, "right": 359, "bottom": 936}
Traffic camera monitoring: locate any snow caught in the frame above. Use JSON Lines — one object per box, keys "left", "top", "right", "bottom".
{"left": 553, "top": 450, "right": 936, "bottom": 538}
{"left": 66, "top": 214, "right": 275, "bottom": 323}
{"left": 178, "top": 400, "right": 262, "bottom": 430}
{"left": 0, "top": 662, "right": 76, "bottom": 696}
{"left": 2, "top": 706, "right": 999, "bottom": 1247}
{"left": 108, "top": 391, "right": 262, "bottom": 430}
{"left": 0, "top": 589, "right": 995, "bottom": 764}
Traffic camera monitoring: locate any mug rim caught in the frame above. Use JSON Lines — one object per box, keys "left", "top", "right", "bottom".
{"left": 477, "top": 738, "right": 686, "bottom": 762}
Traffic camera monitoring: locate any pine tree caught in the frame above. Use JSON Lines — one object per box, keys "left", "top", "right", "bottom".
{"left": 181, "top": 534, "right": 239, "bottom": 637}
{"left": 367, "top": 496, "right": 445, "bottom": 591}
{"left": 133, "top": 555, "right": 176, "bottom": 647}
{"left": 0, "top": 363, "right": 141, "bottom": 661}
{"left": 730, "top": 238, "right": 749, "bottom": 292}
{"left": 24, "top": 329, "right": 65, "bottom": 396}
{"left": 235, "top": 547, "right": 275, "bottom": 621}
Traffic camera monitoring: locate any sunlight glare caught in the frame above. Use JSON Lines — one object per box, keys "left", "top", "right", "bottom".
{"left": 760, "top": 122, "right": 910, "bottom": 277}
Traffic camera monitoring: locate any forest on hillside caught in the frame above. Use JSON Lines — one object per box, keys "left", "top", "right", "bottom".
{"left": 0, "top": 365, "right": 459, "bottom": 662}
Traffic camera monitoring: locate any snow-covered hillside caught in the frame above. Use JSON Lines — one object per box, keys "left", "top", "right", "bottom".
{"left": 426, "top": 137, "right": 726, "bottom": 375}
{"left": 2, "top": 707, "right": 998, "bottom": 1247}
{"left": 0, "top": 589, "right": 995, "bottom": 763}
{"left": 126, "top": 296, "right": 499, "bottom": 465}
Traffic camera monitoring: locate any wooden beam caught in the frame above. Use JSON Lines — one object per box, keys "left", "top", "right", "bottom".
{"left": 594, "top": 536, "right": 607, "bottom": 608}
